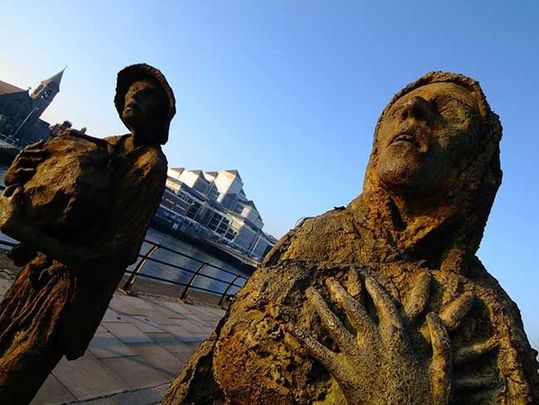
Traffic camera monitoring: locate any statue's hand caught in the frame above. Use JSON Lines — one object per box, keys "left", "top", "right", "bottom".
{"left": 4, "top": 141, "right": 48, "bottom": 187}
{"left": 289, "top": 276, "right": 452, "bottom": 405}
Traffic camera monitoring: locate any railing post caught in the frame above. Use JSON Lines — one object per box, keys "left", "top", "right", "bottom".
{"left": 180, "top": 262, "right": 207, "bottom": 301}
{"left": 122, "top": 243, "right": 160, "bottom": 293}
{"left": 218, "top": 275, "right": 240, "bottom": 307}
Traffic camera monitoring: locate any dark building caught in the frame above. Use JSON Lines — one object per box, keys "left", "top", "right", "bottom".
{"left": 0, "top": 69, "right": 64, "bottom": 147}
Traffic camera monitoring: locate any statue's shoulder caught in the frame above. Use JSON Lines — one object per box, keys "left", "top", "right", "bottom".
{"left": 263, "top": 206, "right": 360, "bottom": 267}
{"left": 103, "top": 134, "right": 125, "bottom": 146}
{"left": 103, "top": 134, "right": 167, "bottom": 168}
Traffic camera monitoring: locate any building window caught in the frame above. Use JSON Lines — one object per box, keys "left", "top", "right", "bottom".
{"left": 207, "top": 184, "right": 219, "bottom": 201}
{"left": 186, "top": 201, "right": 201, "bottom": 219}
{"left": 216, "top": 217, "right": 230, "bottom": 235}
{"left": 208, "top": 212, "right": 223, "bottom": 231}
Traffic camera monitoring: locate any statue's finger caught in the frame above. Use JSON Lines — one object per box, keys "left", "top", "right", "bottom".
{"left": 3, "top": 184, "right": 20, "bottom": 198}
{"left": 9, "top": 186, "right": 24, "bottom": 205}
{"left": 427, "top": 312, "right": 452, "bottom": 403}
{"left": 20, "top": 148, "right": 47, "bottom": 157}
{"left": 24, "top": 141, "right": 45, "bottom": 151}
{"left": 364, "top": 276, "right": 404, "bottom": 337}
{"left": 454, "top": 337, "right": 497, "bottom": 365}
{"left": 16, "top": 156, "right": 44, "bottom": 169}
{"left": 306, "top": 287, "right": 357, "bottom": 356}
{"left": 404, "top": 272, "right": 431, "bottom": 323}
{"left": 10, "top": 167, "right": 36, "bottom": 185}
{"left": 344, "top": 268, "right": 363, "bottom": 301}
{"left": 440, "top": 292, "right": 475, "bottom": 331}
{"left": 286, "top": 324, "right": 341, "bottom": 377}
{"left": 325, "top": 278, "right": 376, "bottom": 341}
{"left": 12, "top": 167, "right": 35, "bottom": 179}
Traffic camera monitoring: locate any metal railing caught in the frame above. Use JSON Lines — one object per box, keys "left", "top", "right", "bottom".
{"left": 0, "top": 234, "right": 250, "bottom": 307}
{"left": 1, "top": 178, "right": 251, "bottom": 305}
{"left": 123, "top": 239, "right": 250, "bottom": 306}
{"left": 0, "top": 240, "right": 17, "bottom": 250}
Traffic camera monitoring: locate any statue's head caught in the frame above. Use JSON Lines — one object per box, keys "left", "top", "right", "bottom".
{"left": 361, "top": 72, "right": 502, "bottom": 268}
{"left": 366, "top": 72, "right": 501, "bottom": 199}
{"left": 115, "top": 64, "right": 176, "bottom": 145}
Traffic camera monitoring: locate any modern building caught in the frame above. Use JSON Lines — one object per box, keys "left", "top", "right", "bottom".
{"left": 157, "top": 168, "right": 277, "bottom": 260}
{"left": 0, "top": 69, "right": 64, "bottom": 147}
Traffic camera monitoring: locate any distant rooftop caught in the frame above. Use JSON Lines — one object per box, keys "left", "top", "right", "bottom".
{"left": 0, "top": 80, "right": 25, "bottom": 95}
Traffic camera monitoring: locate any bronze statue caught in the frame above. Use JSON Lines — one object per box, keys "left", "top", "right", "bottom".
{"left": 0, "top": 64, "right": 175, "bottom": 404}
{"left": 163, "top": 72, "right": 539, "bottom": 404}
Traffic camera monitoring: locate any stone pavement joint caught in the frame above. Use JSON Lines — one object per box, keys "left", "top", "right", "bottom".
{"left": 0, "top": 268, "right": 226, "bottom": 405}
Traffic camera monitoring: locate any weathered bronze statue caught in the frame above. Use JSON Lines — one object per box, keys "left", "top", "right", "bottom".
{"left": 164, "top": 72, "right": 539, "bottom": 404}
{"left": 0, "top": 64, "right": 175, "bottom": 404}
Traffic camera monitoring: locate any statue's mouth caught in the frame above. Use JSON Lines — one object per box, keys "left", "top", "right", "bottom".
{"left": 389, "top": 129, "right": 428, "bottom": 153}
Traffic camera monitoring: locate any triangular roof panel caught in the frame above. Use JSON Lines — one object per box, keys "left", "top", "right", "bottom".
{"left": 0, "top": 80, "right": 26, "bottom": 95}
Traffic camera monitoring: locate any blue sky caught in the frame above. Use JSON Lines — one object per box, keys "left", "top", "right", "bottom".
{"left": 2, "top": 1, "right": 538, "bottom": 343}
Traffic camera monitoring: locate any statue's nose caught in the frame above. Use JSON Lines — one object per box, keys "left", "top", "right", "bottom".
{"left": 401, "top": 96, "right": 432, "bottom": 121}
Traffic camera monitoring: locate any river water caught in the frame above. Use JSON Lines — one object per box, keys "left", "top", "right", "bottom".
{"left": 0, "top": 162, "right": 249, "bottom": 296}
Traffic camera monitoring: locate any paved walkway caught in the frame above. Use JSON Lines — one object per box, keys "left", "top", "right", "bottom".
{"left": 0, "top": 270, "right": 225, "bottom": 404}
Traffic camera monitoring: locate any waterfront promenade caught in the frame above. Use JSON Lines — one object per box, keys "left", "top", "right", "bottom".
{"left": 0, "top": 260, "right": 225, "bottom": 404}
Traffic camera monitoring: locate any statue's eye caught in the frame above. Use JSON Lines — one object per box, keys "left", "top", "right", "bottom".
{"left": 390, "top": 104, "right": 406, "bottom": 118}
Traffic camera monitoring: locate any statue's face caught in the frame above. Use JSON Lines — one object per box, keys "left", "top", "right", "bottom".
{"left": 375, "top": 82, "right": 481, "bottom": 195}
{"left": 122, "top": 79, "right": 167, "bottom": 139}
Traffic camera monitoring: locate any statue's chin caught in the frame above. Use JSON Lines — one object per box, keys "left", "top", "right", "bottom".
{"left": 377, "top": 155, "right": 422, "bottom": 190}
{"left": 375, "top": 144, "right": 450, "bottom": 197}
{"left": 376, "top": 161, "right": 442, "bottom": 197}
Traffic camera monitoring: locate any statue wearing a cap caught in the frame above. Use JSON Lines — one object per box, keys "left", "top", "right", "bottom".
{"left": 0, "top": 64, "right": 176, "bottom": 403}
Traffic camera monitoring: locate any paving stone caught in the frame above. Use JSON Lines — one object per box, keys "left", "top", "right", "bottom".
{"left": 181, "top": 341, "right": 203, "bottom": 352}
{"left": 157, "top": 301, "right": 192, "bottom": 317}
{"left": 89, "top": 332, "right": 136, "bottom": 359}
{"left": 153, "top": 383, "right": 171, "bottom": 398}
{"left": 74, "top": 398, "right": 114, "bottom": 405}
{"left": 52, "top": 353, "right": 129, "bottom": 401}
{"left": 179, "top": 312, "right": 213, "bottom": 327}
{"left": 170, "top": 318, "right": 209, "bottom": 334}
{"left": 146, "top": 332, "right": 193, "bottom": 353}
{"left": 141, "top": 301, "right": 186, "bottom": 320}
{"left": 183, "top": 304, "right": 221, "bottom": 321}
{"left": 102, "top": 308, "right": 128, "bottom": 323}
{"left": 127, "top": 342, "right": 183, "bottom": 378}
{"left": 130, "top": 296, "right": 164, "bottom": 310}
{"left": 100, "top": 356, "right": 169, "bottom": 389}
{"left": 0, "top": 278, "right": 12, "bottom": 290}
{"left": 110, "top": 387, "right": 161, "bottom": 405}
{"left": 136, "top": 308, "right": 176, "bottom": 325}
{"left": 127, "top": 315, "right": 167, "bottom": 333}
{"left": 161, "top": 324, "right": 205, "bottom": 342}
{"left": 171, "top": 351, "right": 195, "bottom": 364}
{"left": 105, "top": 322, "right": 154, "bottom": 343}
{"left": 108, "top": 295, "right": 142, "bottom": 316}
{"left": 31, "top": 374, "right": 76, "bottom": 405}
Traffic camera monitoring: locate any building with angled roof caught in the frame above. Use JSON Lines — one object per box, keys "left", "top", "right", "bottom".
{"left": 0, "top": 69, "right": 64, "bottom": 147}
{"left": 157, "top": 168, "right": 277, "bottom": 260}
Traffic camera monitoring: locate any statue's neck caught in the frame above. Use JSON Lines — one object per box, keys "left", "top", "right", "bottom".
{"left": 355, "top": 190, "right": 461, "bottom": 268}
{"left": 124, "top": 131, "right": 160, "bottom": 151}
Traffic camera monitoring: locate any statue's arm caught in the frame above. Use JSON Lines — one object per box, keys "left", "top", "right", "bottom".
{"left": 1, "top": 151, "right": 167, "bottom": 270}
{"left": 0, "top": 201, "right": 101, "bottom": 270}
{"left": 93, "top": 152, "right": 168, "bottom": 266}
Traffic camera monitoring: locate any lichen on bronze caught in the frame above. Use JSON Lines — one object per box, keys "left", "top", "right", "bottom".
{"left": 163, "top": 72, "right": 538, "bottom": 405}
{"left": 0, "top": 64, "right": 174, "bottom": 404}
